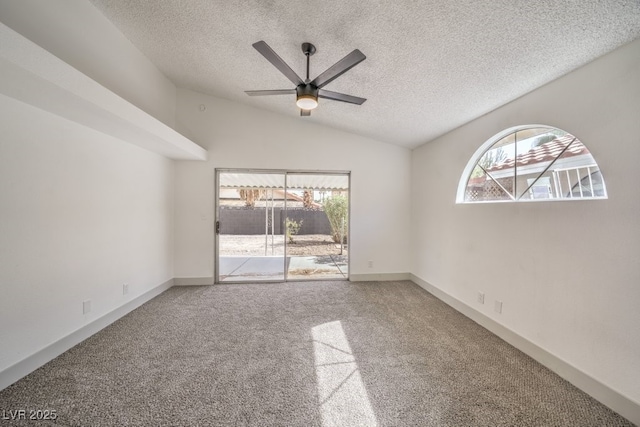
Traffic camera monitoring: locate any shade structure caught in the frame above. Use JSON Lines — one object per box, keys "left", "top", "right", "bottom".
{"left": 219, "top": 172, "right": 348, "bottom": 190}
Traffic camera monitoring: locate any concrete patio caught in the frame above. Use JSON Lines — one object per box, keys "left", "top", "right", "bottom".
{"left": 219, "top": 254, "right": 348, "bottom": 282}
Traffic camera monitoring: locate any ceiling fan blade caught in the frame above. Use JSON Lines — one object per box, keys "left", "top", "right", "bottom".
{"left": 252, "top": 41, "right": 304, "bottom": 86}
{"left": 318, "top": 89, "right": 366, "bottom": 105}
{"left": 310, "top": 49, "right": 366, "bottom": 89}
{"left": 300, "top": 109, "right": 311, "bottom": 117}
{"left": 245, "top": 89, "right": 296, "bottom": 96}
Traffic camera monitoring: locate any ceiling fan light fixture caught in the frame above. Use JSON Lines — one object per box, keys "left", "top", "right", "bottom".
{"left": 246, "top": 41, "right": 366, "bottom": 116}
{"left": 296, "top": 94, "right": 318, "bottom": 110}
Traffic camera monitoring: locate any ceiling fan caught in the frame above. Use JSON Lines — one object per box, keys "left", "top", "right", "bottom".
{"left": 245, "top": 41, "right": 367, "bottom": 116}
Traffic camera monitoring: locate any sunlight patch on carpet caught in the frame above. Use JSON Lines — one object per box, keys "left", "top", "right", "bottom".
{"left": 312, "top": 321, "right": 378, "bottom": 427}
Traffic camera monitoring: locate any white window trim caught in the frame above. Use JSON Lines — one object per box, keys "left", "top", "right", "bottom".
{"left": 456, "top": 124, "right": 607, "bottom": 204}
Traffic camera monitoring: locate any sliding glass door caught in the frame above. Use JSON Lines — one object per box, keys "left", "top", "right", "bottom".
{"left": 215, "top": 169, "right": 349, "bottom": 283}
{"left": 285, "top": 173, "right": 349, "bottom": 280}
{"left": 217, "top": 171, "right": 286, "bottom": 282}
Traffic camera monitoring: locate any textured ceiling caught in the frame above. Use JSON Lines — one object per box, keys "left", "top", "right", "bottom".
{"left": 88, "top": 0, "right": 640, "bottom": 149}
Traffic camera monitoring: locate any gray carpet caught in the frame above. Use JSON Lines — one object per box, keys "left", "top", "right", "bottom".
{"left": 0, "top": 281, "right": 634, "bottom": 426}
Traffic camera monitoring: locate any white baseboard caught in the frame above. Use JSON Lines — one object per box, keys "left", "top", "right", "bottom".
{"left": 410, "top": 274, "right": 640, "bottom": 426}
{"left": 175, "top": 275, "right": 413, "bottom": 285}
{"left": 350, "top": 272, "right": 411, "bottom": 282}
{"left": 0, "top": 278, "right": 174, "bottom": 391}
{"left": 4, "top": 273, "right": 637, "bottom": 424}
{"left": 173, "top": 277, "right": 214, "bottom": 286}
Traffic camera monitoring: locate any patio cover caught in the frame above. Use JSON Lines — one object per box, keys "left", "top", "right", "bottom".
{"left": 219, "top": 173, "right": 349, "bottom": 190}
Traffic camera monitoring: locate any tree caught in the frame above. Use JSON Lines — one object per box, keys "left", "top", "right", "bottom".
{"left": 302, "top": 190, "right": 314, "bottom": 208}
{"left": 237, "top": 189, "right": 265, "bottom": 208}
{"left": 472, "top": 147, "right": 508, "bottom": 178}
{"left": 479, "top": 147, "right": 507, "bottom": 170}
{"left": 532, "top": 133, "right": 558, "bottom": 148}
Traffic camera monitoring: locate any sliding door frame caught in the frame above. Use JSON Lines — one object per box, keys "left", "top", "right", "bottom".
{"left": 215, "top": 168, "right": 351, "bottom": 283}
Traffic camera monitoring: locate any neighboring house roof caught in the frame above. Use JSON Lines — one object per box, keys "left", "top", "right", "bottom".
{"left": 273, "top": 189, "right": 323, "bottom": 209}
{"left": 487, "top": 135, "right": 589, "bottom": 172}
{"left": 221, "top": 189, "right": 324, "bottom": 209}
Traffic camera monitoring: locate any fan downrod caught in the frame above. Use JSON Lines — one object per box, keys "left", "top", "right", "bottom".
{"left": 301, "top": 42, "right": 316, "bottom": 56}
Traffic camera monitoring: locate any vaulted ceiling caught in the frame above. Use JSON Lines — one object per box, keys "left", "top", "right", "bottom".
{"left": 89, "top": 0, "right": 640, "bottom": 149}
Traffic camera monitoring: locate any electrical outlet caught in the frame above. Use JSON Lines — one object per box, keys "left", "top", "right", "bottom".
{"left": 83, "top": 300, "right": 91, "bottom": 314}
{"left": 477, "top": 292, "right": 485, "bottom": 304}
{"left": 123, "top": 283, "right": 129, "bottom": 295}
{"left": 367, "top": 260, "right": 373, "bottom": 268}
{"left": 494, "top": 300, "right": 503, "bottom": 314}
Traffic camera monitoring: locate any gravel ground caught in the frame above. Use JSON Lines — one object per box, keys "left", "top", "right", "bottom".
{"left": 219, "top": 234, "right": 347, "bottom": 257}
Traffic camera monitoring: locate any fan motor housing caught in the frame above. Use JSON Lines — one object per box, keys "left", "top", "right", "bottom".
{"left": 296, "top": 84, "right": 318, "bottom": 98}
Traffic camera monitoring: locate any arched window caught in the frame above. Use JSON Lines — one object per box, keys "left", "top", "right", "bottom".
{"left": 457, "top": 125, "right": 607, "bottom": 203}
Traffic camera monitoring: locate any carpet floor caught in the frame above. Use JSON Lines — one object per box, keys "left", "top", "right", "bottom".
{"left": 0, "top": 280, "right": 634, "bottom": 426}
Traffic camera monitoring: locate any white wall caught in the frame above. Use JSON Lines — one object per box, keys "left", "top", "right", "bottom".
{"left": 411, "top": 39, "right": 640, "bottom": 405}
{"left": 0, "top": 0, "right": 177, "bottom": 128}
{"left": 0, "top": 94, "right": 175, "bottom": 375}
{"left": 174, "top": 88, "right": 412, "bottom": 280}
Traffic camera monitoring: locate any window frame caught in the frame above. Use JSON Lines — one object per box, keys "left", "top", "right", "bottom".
{"left": 456, "top": 124, "right": 607, "bottom": 204}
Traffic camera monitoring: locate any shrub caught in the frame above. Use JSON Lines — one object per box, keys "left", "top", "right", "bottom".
{"left": 285, "top": 218, "right": 303, "bottom": 243}
{"left": 323, "top": 195, "right": 348, "bottom": 243}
